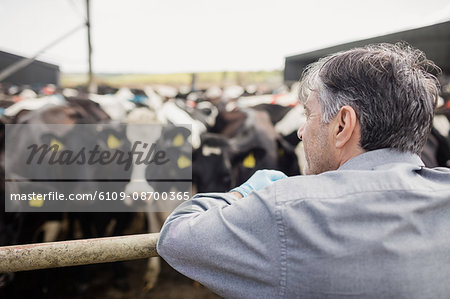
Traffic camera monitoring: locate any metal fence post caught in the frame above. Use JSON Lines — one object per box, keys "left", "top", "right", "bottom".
{"left": 0, "top": 233, "right": 159, "bottom": 273}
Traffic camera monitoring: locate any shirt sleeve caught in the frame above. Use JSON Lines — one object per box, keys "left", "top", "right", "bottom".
{"left": 157, "top": 187, "right": 281, "bottom": 298}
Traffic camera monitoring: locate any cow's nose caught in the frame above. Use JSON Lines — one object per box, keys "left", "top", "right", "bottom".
{"left": 297, "top": 126, "right": 304, "bottom": 141}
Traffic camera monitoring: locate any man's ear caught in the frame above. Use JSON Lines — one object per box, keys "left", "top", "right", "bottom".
{"left": 334, "top": 105, "right": 358, "bottom": 148}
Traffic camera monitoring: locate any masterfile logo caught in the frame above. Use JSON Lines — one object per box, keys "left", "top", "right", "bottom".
{"left": 4, "top": 123, "right": 192, "bottom": 212}
{"left": 26, "top": 141, "right": 170, "bottom": 171}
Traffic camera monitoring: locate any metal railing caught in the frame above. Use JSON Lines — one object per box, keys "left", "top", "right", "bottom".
{"left": 0, "top": 233, "right": 159, "bottom": 273}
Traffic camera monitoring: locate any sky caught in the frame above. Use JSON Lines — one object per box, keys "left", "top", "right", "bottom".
{"left": 0, "top": 0, "right": 449, "bottom": 74}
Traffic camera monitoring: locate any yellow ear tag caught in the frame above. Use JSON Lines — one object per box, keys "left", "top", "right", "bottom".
{"left": 50, "top": 138, "right": 64, "bottom": 151}
{"left": 243, "top": 152, "right": 256, "bottom": 168}
{"left": 29, "top": 194, "right": 44, "bottom": 208}
{"left": 177, "top": 155, "right": 191, "bottom": 169}
{"left": 278, "top": 148, "right": 285, "bottom": 157}
{"left": 107, "top": 134, "right": 123, "bottom": 149}
{"left": 173, "top": 133, "right": 184, "bottom": 147}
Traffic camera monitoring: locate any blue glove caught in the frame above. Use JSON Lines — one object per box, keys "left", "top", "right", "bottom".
{"left": 230, "top": 169, "right": 287, "bottom": 198}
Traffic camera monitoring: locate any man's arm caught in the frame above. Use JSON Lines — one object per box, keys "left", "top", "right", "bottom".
{"left": 229, "top": 190, "right": 243, "bottom": 199}
{"left": 157, "top": 170, "right": 286, "bottom": 298}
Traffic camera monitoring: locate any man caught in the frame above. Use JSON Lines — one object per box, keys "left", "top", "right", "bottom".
{"left": 157, "top": 43, "right": 450, "bottom": 298}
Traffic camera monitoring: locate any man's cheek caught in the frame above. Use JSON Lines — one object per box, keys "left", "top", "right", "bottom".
{"left": 300, "top": 143, "right": 310, "bottom": 175}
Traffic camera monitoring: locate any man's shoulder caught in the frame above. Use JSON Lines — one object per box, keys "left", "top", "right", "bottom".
{"left": 273, "top": 164, "right": 450, "bottom": 204}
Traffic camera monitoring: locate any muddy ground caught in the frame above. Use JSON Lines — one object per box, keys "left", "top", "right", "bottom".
{"left": 1, "top": 212, "right": 221, "bottom": 299}
{"left": 2, "top": 258, "right": 221, "bottom": 299}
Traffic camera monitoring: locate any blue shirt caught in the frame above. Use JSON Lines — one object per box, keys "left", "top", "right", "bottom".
{"left": 157, "top": 149, "right": 450, "bottom": 298}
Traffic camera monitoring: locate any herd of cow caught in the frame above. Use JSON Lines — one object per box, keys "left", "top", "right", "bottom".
{"left": 0, "top": 83, "right": 449, "bottom": 297}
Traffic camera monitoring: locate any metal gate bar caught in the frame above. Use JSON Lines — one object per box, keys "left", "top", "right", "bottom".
{"left": 0, "top": 233, "right": 159, "bottom": 273}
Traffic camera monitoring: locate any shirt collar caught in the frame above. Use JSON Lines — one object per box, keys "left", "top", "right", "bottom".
{"left": 338, "top": 148, "right": 425, "bottom": 171}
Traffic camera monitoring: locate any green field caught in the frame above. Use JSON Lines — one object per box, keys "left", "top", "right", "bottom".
{"left": 61, "top": 70, "right": 283, "bottom": 89}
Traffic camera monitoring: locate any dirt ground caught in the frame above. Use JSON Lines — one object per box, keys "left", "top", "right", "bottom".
{"left": 0, "top": 211, "right": 222, "bottom": 298}
{"left": 1, "top": 213, "right": 221, "bottom": 299}
{"left": 2, "top": 258, "right": 222, "bottom": 299}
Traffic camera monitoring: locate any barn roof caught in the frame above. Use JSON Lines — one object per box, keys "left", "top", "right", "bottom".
{"left": 284, "top": 20, "right": 450, "bottom": 83}
{"left": 0, "top": 50, "right": 60, "bottom": 86}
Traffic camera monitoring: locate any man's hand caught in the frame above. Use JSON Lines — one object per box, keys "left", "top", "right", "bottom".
{"left": 230, "top": 169, "right": 287, "bottom": 198}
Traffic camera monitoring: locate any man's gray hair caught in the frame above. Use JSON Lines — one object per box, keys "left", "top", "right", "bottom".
{"left": 298, "top": 42, "right": 441, "bottom": 154}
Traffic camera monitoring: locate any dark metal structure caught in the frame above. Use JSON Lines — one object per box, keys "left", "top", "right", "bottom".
{"left": 284, "top": 20, "right": 450, "bottom": 84}
{"left": 0, "top": 50, "right": 60, "bottom": 87}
